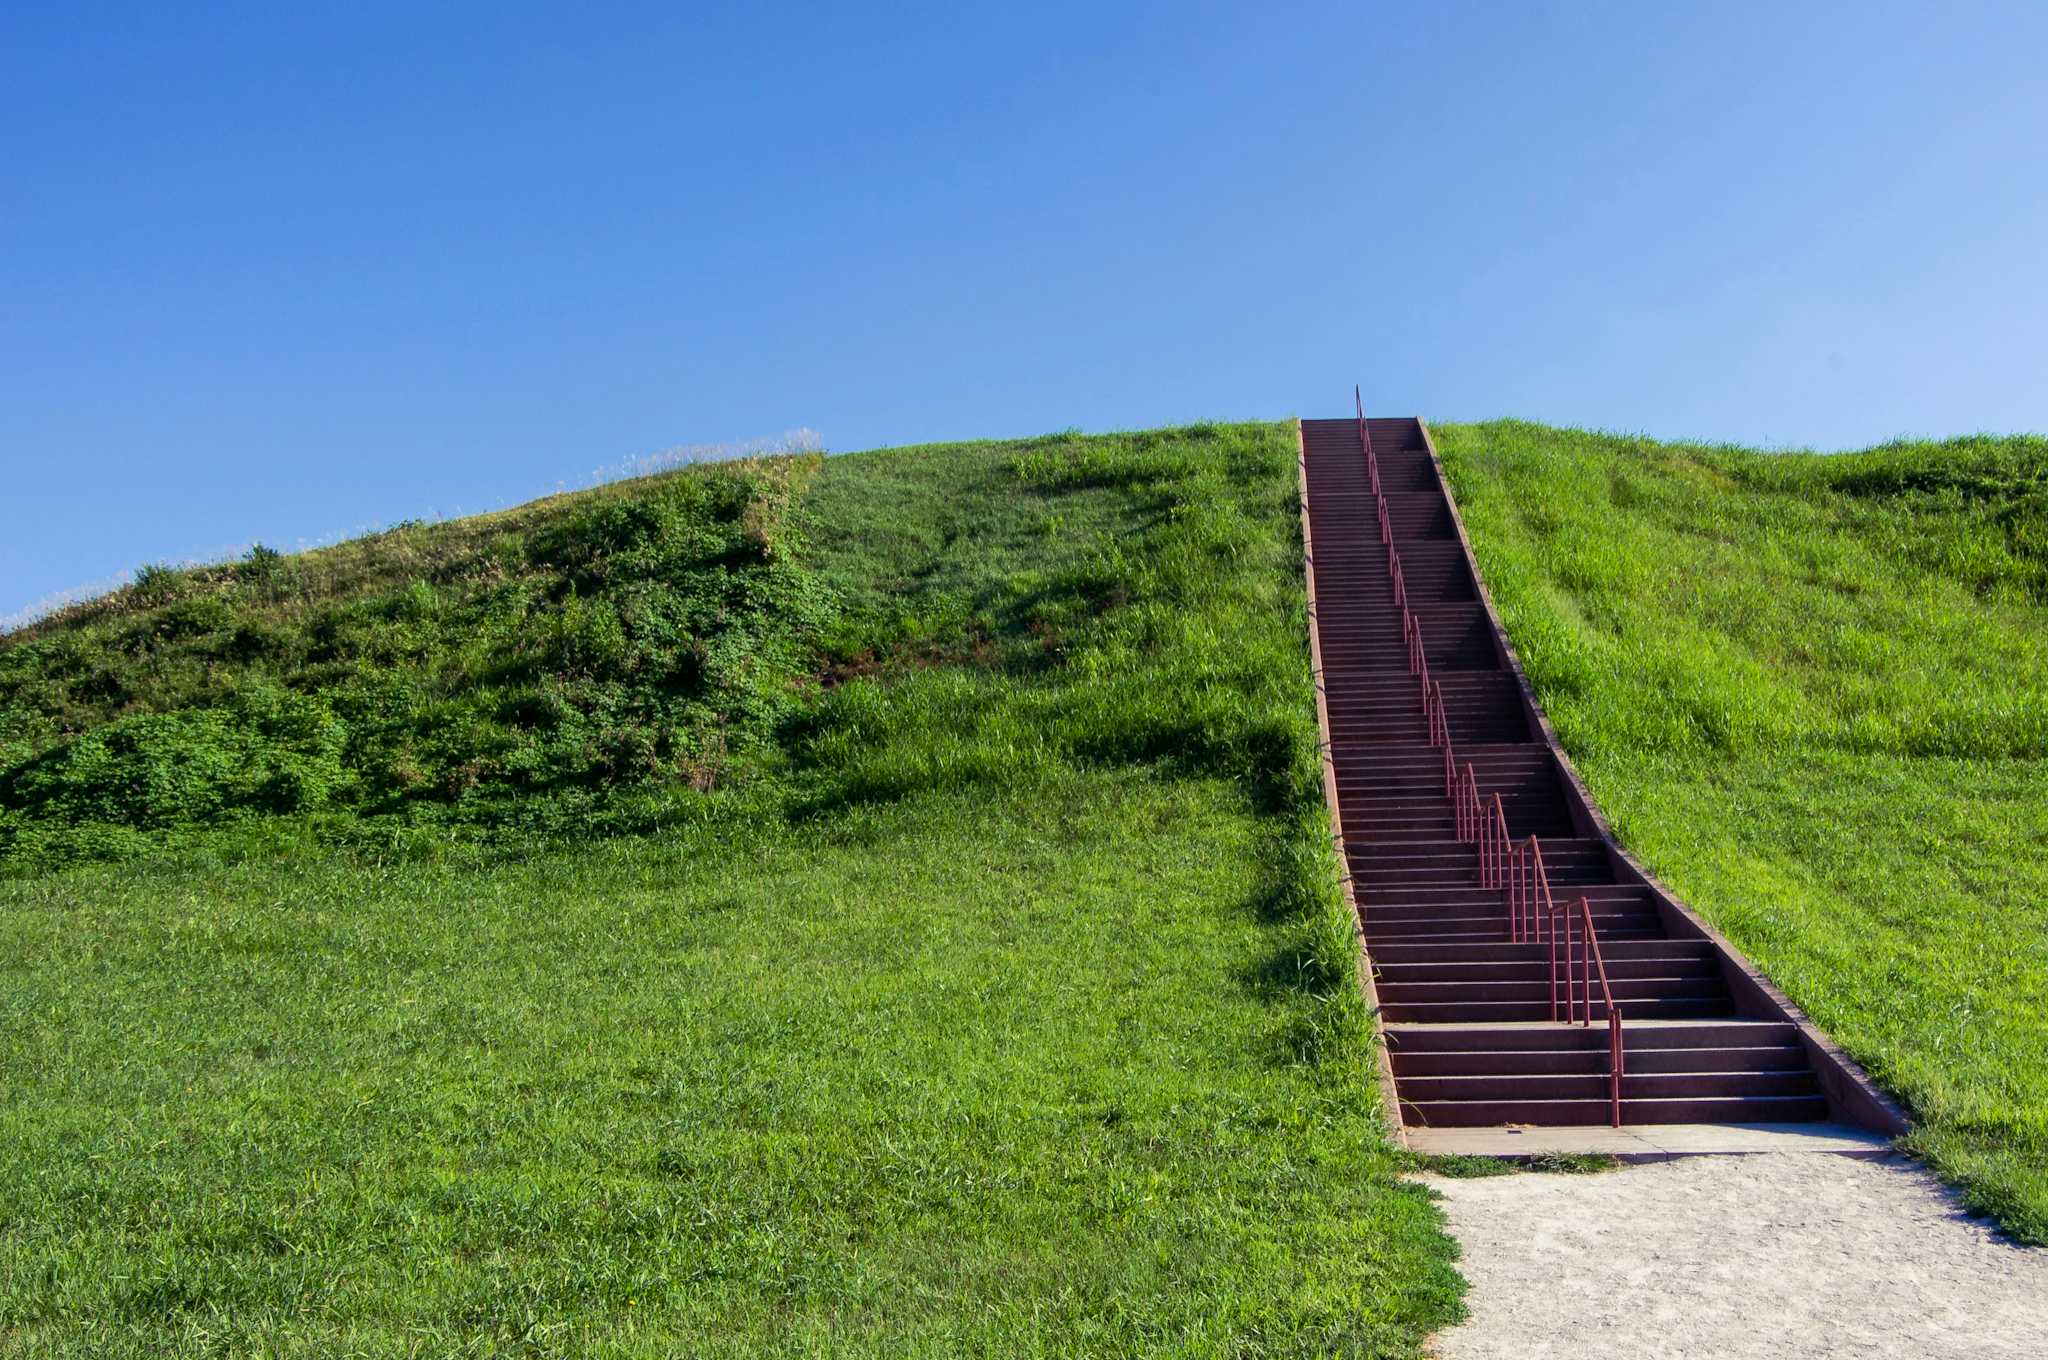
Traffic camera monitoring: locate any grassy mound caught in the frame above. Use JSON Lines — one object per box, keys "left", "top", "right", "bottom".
{"left": 0, "top": 455, "right": 833, "bottom": 867}
{"left": 0, "top": 425, "right": 1463, "bottom": 1355}
{"left": 1435, "top": 420, "right": 2048, "bottom": 1242}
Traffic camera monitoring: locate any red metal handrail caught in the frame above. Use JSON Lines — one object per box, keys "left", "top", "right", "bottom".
{"left": 1508, "top": 835, "right": 1624, "bottom": 1126}
{"left": 1559, "top": 893, "right": 1623, "bottom": 1126}
{"left": 1357, "top": 401, "right": 1614, "bottom": 1130}
{"left": 1356, "top": 386, "right": 1377, "bottom": 498}
{"left": 1353, "top": 392, "right": 1623, "bottom": 1125}
{"left": 1508, "top": 832, "right": 1538, "bottom": 941}
{"left": 1480, "top": 791, "right": 1508, "bottom": 891}
{"left": 1405, "top": 609, "right": 1433, "bottom": 686}
{"left": 1453, "top": 761, "right": 1482, "bottom": 842}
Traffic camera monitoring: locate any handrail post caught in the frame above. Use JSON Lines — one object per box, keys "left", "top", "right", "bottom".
{"left": 1477, "top": 803, "right": 1486, "bottom": 886}
{"left": 1514, "top": 842, "right": 1523, "bottom": 939}
{"left": 1490, "top": 793, "right": 1505, "bottom": 891}
{"left": 1518, "top": 838, "right": 1531, "bottom": 941}
{"left": 1482, "top": 802, "right": 1499, "bottom": 888}
{"left": 1505, "top": 842, "right": 1514, "bottom": 937}
{"left": 1515, "top": 839, "right": 1531, "bottom": 933}
{"left": 1548, "top": 896, "right": 1559, "bottom": 1020}
{"left": 1580, "top": 905, "right": 1590, "bottom": 1026}
{"left": 1568, "top": 903, "right": 1578, "bottom": 1025}
{"left": 1509, "top": 841, "right": 1521, "bottom": 939}
{"left": 1582, "top": 901, "right": 1592, "bottom": 1024}
{"left": 1481, "top": 799, "right": 1492, "bottom": 888}
{"left": 1567, "top": 899, "right": 1579, "bottom": 1024}
{"left": 1511, "top": 842, "right": 1520, "bottom": 938}
{"left": 1583, "top": 898, "right": 1593, "bottom": 1025}
{"left": 1610, "top": 1005, "right": 1624, "bottom": 1127}
{"left": 1582, "top": 905, "right": 1592, "bottom": 1024}
{"left": 1572, "top": 901, "right": 1589, "bottom": 1020}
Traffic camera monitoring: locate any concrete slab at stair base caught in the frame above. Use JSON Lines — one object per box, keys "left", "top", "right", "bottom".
{"left": 1405, "top": 1122, "right": 1896, "bottom": 1162}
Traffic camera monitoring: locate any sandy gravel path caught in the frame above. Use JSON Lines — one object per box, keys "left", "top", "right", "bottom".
{"left": 1422, "top": 1154, "right": 2048, "bottom": 1359}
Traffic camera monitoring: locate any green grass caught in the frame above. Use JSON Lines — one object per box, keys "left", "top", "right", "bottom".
{"left": 0, "top": 453, "right": 836, "bottom": 868}
{"left": 1434, "top": 419, "right": 2048, "bottom": 1242}
{"left": 0, "top": 423, "right": 1465, "bottom": 1355}
{"left": 1409, "top": 1153, "right": 1621, "bottom": 1179}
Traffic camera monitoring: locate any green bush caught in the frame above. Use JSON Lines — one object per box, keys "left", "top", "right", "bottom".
{"left": 0, "top": 455, "right": 837, "bottom": 866}
{"left": 0, "top": 685, "right": 349, "bottom": 833}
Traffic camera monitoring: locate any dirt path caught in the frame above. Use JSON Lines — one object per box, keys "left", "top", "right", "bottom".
{"left": 1422, "top": 1154, "right": 2048, "bottom": 1358}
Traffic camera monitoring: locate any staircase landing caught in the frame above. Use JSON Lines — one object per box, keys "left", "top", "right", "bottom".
{"left": 1406, "top": 1121, "right": 1893, "bottom": 1162}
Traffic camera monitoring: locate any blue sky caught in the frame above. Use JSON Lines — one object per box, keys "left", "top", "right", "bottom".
{"left": 5, "top": 1, "right": 2045, "bottom": 622}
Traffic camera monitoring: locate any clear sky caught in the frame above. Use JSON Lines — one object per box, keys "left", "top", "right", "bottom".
{"left": 5, "top": 1, "right": 2046, "bottom": 623}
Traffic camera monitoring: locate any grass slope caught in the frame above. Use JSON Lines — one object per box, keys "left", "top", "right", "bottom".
{"left": 0, "top": 425, "right": 1463, "bottom": 1355}
{"left": 0, "top": 455, "right": 834, "bottom": 867}
{"left": 1434, "top": 419, "right": 2048, "bottom": 1242}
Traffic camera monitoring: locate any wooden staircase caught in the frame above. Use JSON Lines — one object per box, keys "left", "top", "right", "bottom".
{"left": 1302, "top": 411, "right": 1833, "bottom": 1130}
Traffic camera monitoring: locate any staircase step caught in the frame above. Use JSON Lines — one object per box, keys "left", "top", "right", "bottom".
{"left": 1396, "top": 1070, "right": 1819, "bottom": 1102}
{"left": 1392, "top": 1044, "right": 1809, "bottom": 1077}
{"left": 1363, "top": 915, "right": 1662, "bottom": 938}
{"left": 1376, "top": 955, "right": 1719, "bottom": 983}
{"left": 1376, "top": 977, "right": 1729, "bottom": 1003}
{"left": 1379, "top": 997, "right": 1728, "bottom": 1022}
{"left": 1383, "top": 1021, "right": 1802, "bottom": 1052}
{"left": 1399, "top": 1095, "right": 1828, "bottom": 1127}
{"left": 1370, "top": 939, "right": 1716, "bottom": 965}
